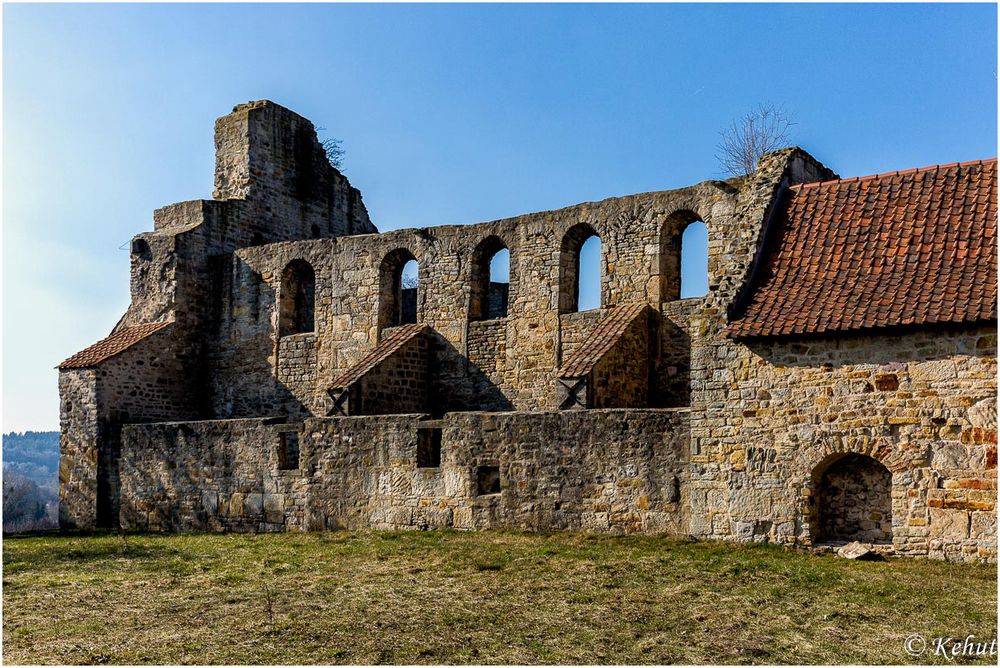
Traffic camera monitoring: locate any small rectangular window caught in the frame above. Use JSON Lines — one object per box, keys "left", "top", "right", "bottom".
{"left": 417, "top": 428, "right": 442, "bottom": 468}
{"left": 277, "top": 432, "right": 299, "bottom": 470}
{"left": 476, "top": 465, "right": 501, "bottom": 495}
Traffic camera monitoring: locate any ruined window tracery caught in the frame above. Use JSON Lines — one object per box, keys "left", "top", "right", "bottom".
{"left": 559, "top": 224, "right": 601, "bottom": 313}
{"left": 278, "top": 259, "right": 316, "bottom": 337}
{"left": 470, "top": 236, "right": 510, "bottom": 320}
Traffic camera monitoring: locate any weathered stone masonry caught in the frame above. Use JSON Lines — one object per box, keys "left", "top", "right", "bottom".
{"left": 59, "top": 100, "right": 997, "bottom": 562}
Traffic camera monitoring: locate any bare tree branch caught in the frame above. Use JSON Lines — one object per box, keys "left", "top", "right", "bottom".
{"left": 715, "top": 103, "right": 796, "bottom": 177}
{"left": 316, "top": 127, "right": 345, "bottom": 169}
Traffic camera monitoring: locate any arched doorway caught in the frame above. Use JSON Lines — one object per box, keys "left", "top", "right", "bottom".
{"left": 815, "top": 453, "right": 893, "bottom": 543}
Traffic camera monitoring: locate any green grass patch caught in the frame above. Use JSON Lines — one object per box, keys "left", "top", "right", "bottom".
{"left": 2, "top": 530, "right": 996, "bottom": 664}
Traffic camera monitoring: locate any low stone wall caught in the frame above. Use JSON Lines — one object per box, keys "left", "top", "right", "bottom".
{"left": 119, "top": 409, "right": 689, "bottom": 535}
{"left": 119, "top": 419, "right": 306, "bottom": 532}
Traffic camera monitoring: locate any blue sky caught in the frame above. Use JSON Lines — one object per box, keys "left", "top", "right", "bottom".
{"left": 3, "top": 3, "right": 996, "bottom": 431}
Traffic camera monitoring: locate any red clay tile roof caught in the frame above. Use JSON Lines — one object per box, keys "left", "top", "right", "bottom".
{"left": 728, "top": 159, "right": 997, "bottom": 338}
{"left": 330, "top": 323, "right": 428, "bottom": 389}
{"left": 58, "top": 321, "right": 173, "bottom": 369}
{"left": 558, "top": 303, "right": 649, "bottom": 377}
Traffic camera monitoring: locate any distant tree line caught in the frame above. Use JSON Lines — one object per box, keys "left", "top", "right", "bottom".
{"left": 3, "top": 471, "right": 57, "bottom": 532}
{"left": 3, "top": 431, "right": 59, "bottom": 533}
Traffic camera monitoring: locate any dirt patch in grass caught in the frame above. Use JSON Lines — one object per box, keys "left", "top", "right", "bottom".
{"left": 2, "top": 531, "right": 996, "bottom": 664}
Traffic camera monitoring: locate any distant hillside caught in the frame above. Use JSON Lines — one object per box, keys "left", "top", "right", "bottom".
{"left": 3, "top": 431, "right": 59, "bottom": 490}
{"left": 3, "top": 431, "right": 59, "bottom": 532}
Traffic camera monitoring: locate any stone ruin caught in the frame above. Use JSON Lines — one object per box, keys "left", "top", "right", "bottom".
{"left": 57, "top": 100, "right": 998, "bottom": 562}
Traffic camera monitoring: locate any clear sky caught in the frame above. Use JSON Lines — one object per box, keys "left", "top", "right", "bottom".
{"left": 3, "top": 3, "right": 996, "bottom": 431}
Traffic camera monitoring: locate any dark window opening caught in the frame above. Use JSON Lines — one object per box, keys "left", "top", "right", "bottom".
{"left": 416, "top": 428, "right": 442, "bottom": 468}
{"left": 279, "top": 259, "right": 316, "bottom": 337}
{"left": 311, "top": 224, "right": 321, "bottom": 239}
{"left": 251, "top": 232, "right": 264, "bottom": 246}
{"left": 476, "top": 465, "right": 501, "bottom": 495}
{"left": 559, "top": 224, "right": 601, "bottom": 313}
{"left": 131, "top": 239, "right": 152, "bottom": 261}
{"left": 277, "top": 432, "right": 299, "bottom": 470}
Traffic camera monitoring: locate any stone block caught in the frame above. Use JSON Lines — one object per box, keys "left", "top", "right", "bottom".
{"left": 245, "top": 493, "right": 263, "bottom": 515}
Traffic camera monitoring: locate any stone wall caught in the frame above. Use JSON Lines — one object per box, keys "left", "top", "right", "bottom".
{"left": 276, "top": 333, "right": 319, "bottom": 417}
{"left": 689, "top": 325, "right": 997, "bottom": 562}
{"left": 119, "top": 419, "right": 305, "bottom": 532}
{"left": 206, "top": 175, "right": 744, "bottom": 419}
{"left": 464, "top": 320, "right": 512, "bottom": 411}
{"left": 58, "top": 369, "right": 100, "bottom": 529}
{"left": 119, "top": 409, "right": 689, "bottom": 536}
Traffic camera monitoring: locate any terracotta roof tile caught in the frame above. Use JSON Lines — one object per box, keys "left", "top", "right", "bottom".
{"left": 58, "top": 321, "right": 173, "bottom": 369}
{"left": 728, "top": 159, "right": 997, "bottom": 338}
{"left": 330, "top": 323, "right": 428, "bottom": 389}
{"left": 558, "top": 303, "right": 649, "bottom": 377}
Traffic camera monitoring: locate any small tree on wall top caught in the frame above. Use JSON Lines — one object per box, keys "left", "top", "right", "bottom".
{"left": 316, "top": 127, "right": 345, "bottom": 169}
{"left": 716, "top": 103, "right": 795, "bottom": 177}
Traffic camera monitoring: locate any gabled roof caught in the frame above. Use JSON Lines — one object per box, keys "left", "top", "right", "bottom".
{"left": 58, "top": 321, "right": 173, "bottom": 369}
{"left": 330, "top": 323, "right": 428, "bottom": 389}
{"left": 728, "top": 159, "right": 997, "bottom": 338}
{"left": 558, "top": 303, "right": 649, "bottom": 377}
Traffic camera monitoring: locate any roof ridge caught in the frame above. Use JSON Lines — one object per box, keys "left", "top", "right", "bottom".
{"left": 790, "top": 157, "right": 997, "bottom": 191}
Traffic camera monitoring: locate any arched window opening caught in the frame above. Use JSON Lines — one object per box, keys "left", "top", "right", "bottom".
{"left": 559, "top": 224, "right": 601, "bottom": 313}
{"left": 279, "top": 259, "right": 316, "bottom": 337}
{"left": 400, "top": 260, "right": 419, "bottom": 325}
{"left": 680, "top": 221, "right": 708, "bottom": 298}
{"left": 131, "top": 238, "right": 152, "bottom": 261}
{"left": 470, "top": 236, "right": 510, "bottom": 320}
{"left": 379, "top": 249, "right": 419, "bottom": 330}
{"left": 815, "top": 454, "right": 893, "bottom": 544}
{"left": 659, "top": 211, "right": 708, "bottom": 301}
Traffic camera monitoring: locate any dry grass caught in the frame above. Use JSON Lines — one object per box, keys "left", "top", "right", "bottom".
{"left": 2, "top": 530, "right": 996, "bottom": 665}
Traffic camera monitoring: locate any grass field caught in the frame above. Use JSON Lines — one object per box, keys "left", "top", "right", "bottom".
{"left": 3, "top": 530, "right": 997, "bottom": 665}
